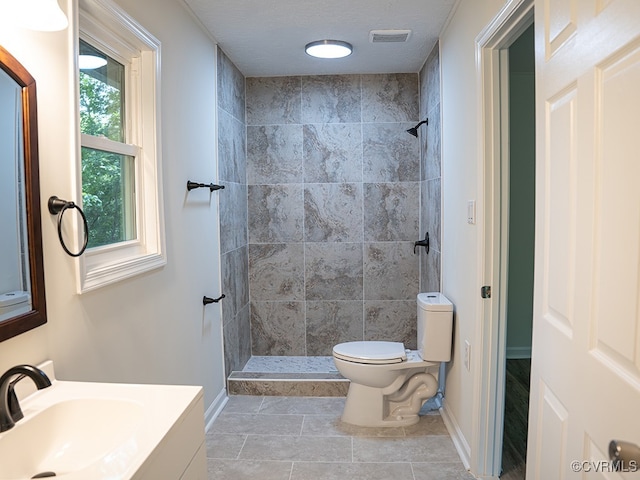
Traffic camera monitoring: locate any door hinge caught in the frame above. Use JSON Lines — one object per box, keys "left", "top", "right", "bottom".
{"left": 481, "top": 286, "right": 491, "bottom": 299}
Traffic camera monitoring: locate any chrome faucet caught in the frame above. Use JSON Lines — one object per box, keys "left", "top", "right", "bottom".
{"left": 0, "top": 365, "right": 51, "bottom": 432}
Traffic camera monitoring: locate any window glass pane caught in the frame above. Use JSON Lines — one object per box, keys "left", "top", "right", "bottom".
{"left": 81, "top": 147, "right": 136, "bottom": 248}
{"left": 79, "top": 39, "right": 124, "bottom": 142}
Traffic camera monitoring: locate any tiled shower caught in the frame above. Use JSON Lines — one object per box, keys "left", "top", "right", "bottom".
{"left": 218, "top": 43, "right": 442, "bottom": 377}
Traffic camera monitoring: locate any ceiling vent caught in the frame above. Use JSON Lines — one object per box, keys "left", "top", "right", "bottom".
{"left": 369, "top": 29, "right": 412, "bottom": 43}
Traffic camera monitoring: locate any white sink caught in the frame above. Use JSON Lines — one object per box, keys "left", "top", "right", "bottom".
{"left": 0, "top": 363, "right": 205, "bottom": 480}
{"left": 0, "top": 398, "right": 143, "bottom": 479}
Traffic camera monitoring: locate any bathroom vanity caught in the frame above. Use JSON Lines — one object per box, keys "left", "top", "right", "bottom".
{"left": 0, "top": 362, "right": 207, "bottom": 480}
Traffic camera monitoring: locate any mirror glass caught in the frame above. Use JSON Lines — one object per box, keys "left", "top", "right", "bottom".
{"left": 0, "top": 45, "right": 47, "bottom": 342}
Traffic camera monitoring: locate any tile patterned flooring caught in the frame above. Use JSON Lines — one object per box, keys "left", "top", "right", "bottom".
{"left": 206, "top": 395, "right": 475, "bottom": 480}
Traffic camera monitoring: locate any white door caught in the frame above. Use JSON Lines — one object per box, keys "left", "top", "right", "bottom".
{"left": 527, "top": 0, "right": 640, "bottom": 478}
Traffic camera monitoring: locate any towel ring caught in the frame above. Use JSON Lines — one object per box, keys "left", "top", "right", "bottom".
{"left": 48, "top": 196, "right": 89, "bottom": 257}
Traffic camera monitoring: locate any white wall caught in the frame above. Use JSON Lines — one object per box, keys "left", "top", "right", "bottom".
{"left": 0, "top": 0, "right": 225, "bottom": 418}
{"left": 439, "top": 0, "right": 507, "bottom": 465}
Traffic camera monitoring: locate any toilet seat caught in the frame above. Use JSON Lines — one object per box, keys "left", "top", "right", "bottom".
{"left": 332, "top": 341, "right": 406, "bottom": 365}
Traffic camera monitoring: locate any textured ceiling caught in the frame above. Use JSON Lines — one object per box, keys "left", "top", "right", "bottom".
{"left": 183, "top": 0, "right": 457, "bottom": 77}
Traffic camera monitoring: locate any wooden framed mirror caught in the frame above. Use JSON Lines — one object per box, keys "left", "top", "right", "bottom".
{"left": 0, "top": 44, "right": 47, "bottom": 342}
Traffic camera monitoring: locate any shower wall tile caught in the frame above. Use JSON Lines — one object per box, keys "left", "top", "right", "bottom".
{"left": 364, "top": 242, "right": 419, "bottom": 301}
{"left": 245, "top": 72, "right": 426, "bottom": 357}
{"left": 425, "top": 102, "right": 441, "bottom": 181}
{"left": 222, "top": 245, "right": 249, "bottom": 320}
{"left": 248, "top": 184, "right": 303, "bottom": 243}
{"left": 420, "top": 250, "right": 441, "bottom": 293}
{"left": 306, "top": 301, "right": 364, "bottom": 355}
{"left": 361, "top": 73, "right": 419, "bottom": 123}
{"left": 305, "top": 243, "right": 364, "bottom": 301}
{"left": 363, "top": 123, "right": 420, "bottom": 182}
{"left": 419, "top": 42, "right": 442, "bottom": 296}
{"left": 363, "top": 182, "right": 420, "bottom": 242}
{"left": 304, "top": 183, "right": 363, "bottom": 243}
{"left": 217, "top": 48, "right": 245, "bottom": 123}
{"left": 301, "top": 75, "right": 361, "bottom": 124}
{"left": 246, "top": 77, "right": 301, "bottom": 125}
{"left": 422, "top": 178, "right": 441, "bottom": 253}
{"left": 251, "top": 301, "right": 306, "bottom": 356}
{"left": 218, "top": 108, "right": 246, "bottom": 184}
{"left": 218, "top": 48, "right": 249, "bottom": 373}
{"left": 303, "top": 124, "right": 362, "bottom": 183}
{"left": 247, "top": 125, "right": 303, "bottom": 184}
{"left": 219, "top": 181, "right": 247, "bottom": 255}
{"left": 425, "top": 42, "right": 441, "bottom": 118}
{"left": 365, "top": 300, "right": 418, "bottom": 349}
{"left": 249, "top": 243, "right": 304, "bottom": 301}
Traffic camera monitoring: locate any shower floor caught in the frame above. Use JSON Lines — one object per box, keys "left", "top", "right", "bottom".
{"left": 242, "top": 356, "right": 338, "bottom": 374}
{"left": 227, "top": 356, "right": 348, "bottom": 397}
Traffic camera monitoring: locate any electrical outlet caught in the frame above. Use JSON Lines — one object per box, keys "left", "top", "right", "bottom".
{"left": 464, "top": 340, "right": 471, "bottom": 372}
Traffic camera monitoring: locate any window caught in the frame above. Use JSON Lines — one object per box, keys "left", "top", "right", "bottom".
{"left": 77, "top": 0, "right": 165, "bottom": 292}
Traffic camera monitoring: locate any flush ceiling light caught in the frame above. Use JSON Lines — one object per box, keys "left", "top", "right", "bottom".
{"left": 305, "top": 40, "right": 353, "bottom": 59}
{"left": 6, "top": 0, "right": 69, "bottom": 31}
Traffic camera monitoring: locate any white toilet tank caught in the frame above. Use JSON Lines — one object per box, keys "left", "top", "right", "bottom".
{"left": 417, "top": 292, "right": 453, "bottom": 362}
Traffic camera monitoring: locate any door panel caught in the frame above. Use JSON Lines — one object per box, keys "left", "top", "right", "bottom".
{"left": 529, "top": 0, "right": 640, "bottom": 477}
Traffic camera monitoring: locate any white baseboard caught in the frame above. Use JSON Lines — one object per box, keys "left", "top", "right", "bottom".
{"left": 440, "top": 398, "right": 472, "bottom": 470}
{"left": 506, "top": 346, "right": 531, "bottom": 359}
{"left": 204, "top": 387, "right": 228, "bottom": 432}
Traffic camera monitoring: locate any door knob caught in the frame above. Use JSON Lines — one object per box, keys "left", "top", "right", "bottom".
{"left": 609, "top": 440, "right": 640, "bottom": 471}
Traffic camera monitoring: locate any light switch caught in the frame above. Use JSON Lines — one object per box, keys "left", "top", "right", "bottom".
{"left": 467, "top": 200, "right": 476, "bottom": 224}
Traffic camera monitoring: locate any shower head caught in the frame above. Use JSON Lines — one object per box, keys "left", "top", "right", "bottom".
{"left": 406, "top": 119, "right": 428, "bottom": 137}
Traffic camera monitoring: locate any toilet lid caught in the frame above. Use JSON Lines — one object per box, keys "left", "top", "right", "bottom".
{"left": 332, "top": 341, "right": 406, "bottom": 365}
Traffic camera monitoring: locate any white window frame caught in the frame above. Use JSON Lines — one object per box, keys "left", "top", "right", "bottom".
{"left": 76, "top": 0, "right": 165, "bottom": 293}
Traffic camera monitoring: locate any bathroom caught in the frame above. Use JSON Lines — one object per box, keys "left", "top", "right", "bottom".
{"left": 2, "top": 0, "right": 639, "bottom": 479}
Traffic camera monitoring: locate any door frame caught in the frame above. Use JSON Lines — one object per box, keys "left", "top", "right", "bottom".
{"left": 472, "top": 0, "right": 534, "bottom": 477}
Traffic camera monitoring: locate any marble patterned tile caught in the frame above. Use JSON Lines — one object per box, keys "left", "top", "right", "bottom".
{"left": 248, "top": 185, "right": 304, "bottom": 243}
{"left": 420, "top": 249, "right": 441, "bottom": 293}
{"left": 250, "top": 301, "right": 305, "bottom": 355}
{"left": 421, "top": 178, "right": 441, "bottom": 253}
{"left": 221, "top": 246, "right": 249, "bottom": 321}
{"left": 219, "top": 181, "right": 247, "bottom": 255}
{"left": 239, "top": 435, "right": 352, "bottom": 462}
{"left": 247, "top": 125, "right": 303, "bottom": 184}
{"left": 419, "top": 51, "right": 430, "bottom": 121}
{"left": 305, "top": 301, "right": 364, "bottom": 355}
{"left": 363, "top": 123, "right": 420, "bottom": 182}
{"left": 425, "top": 42, "right": 441, "bottom": 119}
{"left": 237, "top": 303, "right": 252, "bottom": 369}
{"left": 249, "top": 243, "right": 304, "bottom": 301}
{"left": 207, "top": 459, "right": 293, "bottom": 480}
{"left": 304, "top": 183, "right": 363, "bottom": 243}
{"left": 363, "top": 183, "right": 420, "bottom": 241}
{"left": 305, "top": 243, "right": 364, "bottom": 301}
{"left": 352, "top": 435, "right": 460, "bottom": 463}
{"left": 425, "top": 101, "right": 442, "bottom": 181}
{"left": 218, "top": 107, "right": 247, "bottom": 184}
{"left": 303, "top": 124, "right": 362, "bottom": 183}
{"left": 217, "top": 47, "right": 245, "bottom": 123}
{"left": 243, "top": 355, "right": 337, "bottom": 373}
{"left": 291, "top": 462, "right": 413, "bottom": 480}
{"left": 364, "top": 300, "right": 417, "bottom": 349}
{"left": 364, "top": 238, "right": 419, "bottom": 296}
{"left": 361, "top": 73, "right": 419, "bottom": 122}
{"left": 223, "top": 307, "right": 240, "bottom": 378}
{"left": 246, "top": 76, "right": 301, "bottom": 125}
{"left": 301, "top": 75, "right": 361, "bottom": 124}
{"left": 228, "top": 378, "right": 348, "bottom": 397}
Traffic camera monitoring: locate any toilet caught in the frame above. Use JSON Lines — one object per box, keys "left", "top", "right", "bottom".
{"left": 332, "top": 292, "right": 453, "bottom": 427}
